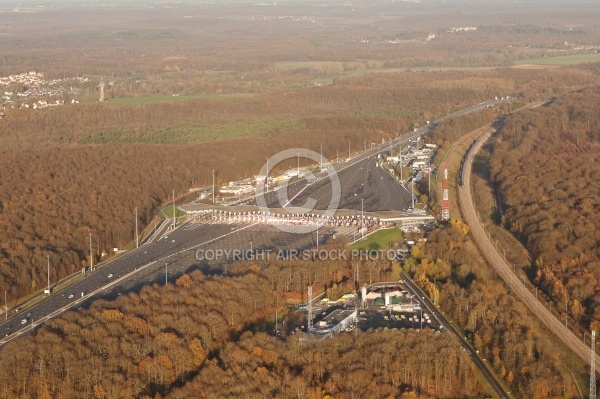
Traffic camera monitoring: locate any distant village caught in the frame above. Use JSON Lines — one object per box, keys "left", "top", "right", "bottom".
{"left": 0, "top": 71, "right": 89, "bottom": 114}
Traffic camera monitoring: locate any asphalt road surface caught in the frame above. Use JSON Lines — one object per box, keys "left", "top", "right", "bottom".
{"left": 399, "top": 276, "right": 511, "bottom": 399}
{"left": 1, "top": 220, "right": 335, "bottom": 346}
{"left": 286, "top": 155, "right": 413, "bottom": 212}
{"left": 0, "top": 98, "right": 507, "bottom": 348}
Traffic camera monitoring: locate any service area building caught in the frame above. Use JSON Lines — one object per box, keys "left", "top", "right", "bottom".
{"left": 313, "top": 309, "right": 357, "bottom": 337}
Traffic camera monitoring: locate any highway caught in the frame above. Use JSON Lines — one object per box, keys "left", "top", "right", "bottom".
{"left": 398, "top": 275, "right": 510, "bottom": 399}
{"left": 242, "top": 98, "right": 505, "bottom": 213}
{"left": 0, "top": 98, "right": 507, "bottom": 349}
{"left": 459, "top": 128, "right": 600, "bottom": 369}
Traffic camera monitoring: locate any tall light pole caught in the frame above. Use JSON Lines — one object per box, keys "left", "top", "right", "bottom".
{"left": 400, "top": 145, "right": 403, "bottom": 182}
{"left": 135, "top": 207, "right": 139, "bottom": 249}
{"left": 297, "top": 152, "right": 300, "bottom": 176}
{"left": 172, "top": 189, "right": 176, "bottom": 229}
{"left": 361, "top": 199, "right": 364, "bottom": 238}
{"left": 428, "top": 168, "right": 431, "bottom": 197}
{"left": 212, "top": 169, "right": 215, "bottom": 204}
{"left": 348, "top": 141, "right": 350, "bottom": 160}
{"left": 320, "top": 144, "right": 323, "bottom": 166}
{"left": 275, "top": 291, "right": 279, "bottom": 337}
{"left": 4, "top": 290, "right": 7, "bottom": 319}
{"left": 89, "top": 233, "right": 93, "bottom": 271}
{"left": 165, "top": 263, "right": 168, "bottom": 285}
{"left": 47, "top": 254, "right": 50, "bottom": 293}
{"left": 266, "top": 158, "right": 269, "bottom": 191}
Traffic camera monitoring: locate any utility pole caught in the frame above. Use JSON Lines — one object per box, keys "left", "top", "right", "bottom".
{"left": 348, "top": 141, "right": 350, "bottom": 160}
{"left": 400, "top": 145, "right": 403, "bottom": 182}
{"left": 411, "top": 179, "right": 415, "bottom": 209}
{"left": 590, "top": 330, "right": 596, "bottom": 399}
{"left": 361, "top": 199, "right": 364, "bottom": 238}
{"left": 266, "top": 158, "right": 269, "bottom": 191}
{"left": 135, "top": 207, "right": 139, "bottom": 249}
{"left": 428, "top": 168, "right": 431, "bottom": 197}
{"left": 47, "top": 255, "right": 50, "bottom": 294}
{"left": 212, "top": 169, "right": 215, "bottom": 204}
{"left": 165, "top": 263, "right": 168, "bottom": 285}
{"left": 320, "top": 144, "right": 323, "bottom": 166}
{"left": 307, "top": 285, "right": 313, "bottom": 335}
{"left": 4, "top": 290, "right": 7, "bottom": 319}
{"left": 89, "top": 233, "right": 93, "bottom": 271}
{"left": 172, "top": 189, "right": 176, "bottom": 229}
{"left": 297, "top": 152, "right": 300, "bottom": 176}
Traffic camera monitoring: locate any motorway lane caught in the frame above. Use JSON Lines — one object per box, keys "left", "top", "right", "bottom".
{"left": 399, "top": 276, "right": 510, "bottom": 399}
{"left": 0, "top": 220, "right": 335, "bottom": 345}
{"left": 0, "top": 98, "right": 507, "bottom": 346}
{"left": 287, "top": 155, "right": 413, "bottom": 212}
{"left": 459, "top": 129, "right": 600, "bottom": 368}
{"left": 240, "top": 99, "right": 505, "bottom": 213}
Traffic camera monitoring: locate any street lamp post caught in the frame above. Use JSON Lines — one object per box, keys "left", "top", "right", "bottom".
{"left": 316, "top": 222, "right": 319, "bottom": 249}
{"left": 212, "top": 169, "right": 215, "bottom": 204}
{"left": 165, "top": 263, "right": 168, "bottom": 285}
{"left": 320, "top": 144, "right": 322, "bottom": 166}
{"left": 89, "top": 233, "right": 93, "bottom": 271}
{"left": 361, "top": 199, "right": 364, "bottom": 238}
{"left": 47, "top": 255, "right": 50, "bottom": 293}
{"left": 172, "top": 189, "right": 176, "bottom": 229}
{"left": 400, "top": 145, "right": 403, "bottom": 182}
{"left": 135, "top": 207, "right": 139, "bottom": 249}
{"left": 4, "top": 290, "right": 7, "bottom": 319}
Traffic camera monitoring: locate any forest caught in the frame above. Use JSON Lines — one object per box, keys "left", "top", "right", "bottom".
{"left": 490, "top": 88, "right": 600, "bottom": 334}
{"left": 0, "top": 0, "right": 599, "bottom": 396}
{"left": 404, "top": 217, "right": 590, "bottom": 398}
{"left": 0, "top": 243, "right": 489, "bottom": 399}
{"left": 0, "top": 212, "right": 591, "bottom": 398}
{"left": 2, "top": 66, "right": 598, "bottom": 302}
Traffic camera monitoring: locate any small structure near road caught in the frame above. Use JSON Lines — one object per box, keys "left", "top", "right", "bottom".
{"left": 313, "top": 309, "right": 357, "bottom": 337}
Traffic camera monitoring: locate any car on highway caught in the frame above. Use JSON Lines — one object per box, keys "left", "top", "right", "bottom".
{"left": 21, "top": 318, "right": 27, "bottom": 324}
{"left": 68, "top": 294, "right": 74, "bottom": 299}
{"left": 107, "top": 273, "right": 114, "bottom": 278}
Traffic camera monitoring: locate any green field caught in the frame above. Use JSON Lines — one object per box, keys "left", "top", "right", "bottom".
{"left": 79, "top": 118, "right": 306, "bottom": 145}
{"left": 162, "top": 205, "right": 185, "bottom": 219}
{"left": 515, "top": 53, "right": 600, "bottom": 65}
{"left": 350, "top": 228, "right": 404, "bottom": 252}
{"left": 109, "top": 93, "right": 255, "bottom": 105}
